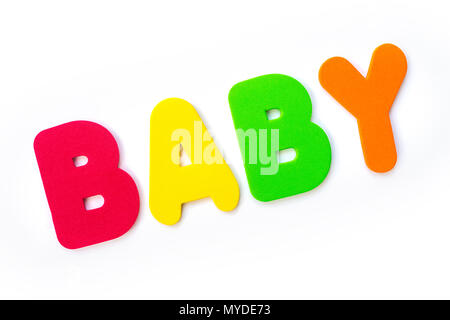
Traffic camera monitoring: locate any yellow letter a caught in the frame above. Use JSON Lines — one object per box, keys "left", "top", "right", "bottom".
{"left": 150, "top": 98, "right": 239, "bottom": 225}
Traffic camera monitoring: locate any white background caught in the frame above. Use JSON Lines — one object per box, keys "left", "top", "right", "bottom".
{"left": 0, "top": 0, "right": 449, "bottom": 299}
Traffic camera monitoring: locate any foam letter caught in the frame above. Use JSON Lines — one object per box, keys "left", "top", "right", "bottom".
{"left": 319, "top": 43, "right": 407, "bottom": 172}
{"left": 34, "top": 121, "right": 140, "bottom": 249}
{"left": 150, "top": 98, "right": 239, "bottom": 225}
{"left": 228, "top": 74, "right": 332, "bottom": 202}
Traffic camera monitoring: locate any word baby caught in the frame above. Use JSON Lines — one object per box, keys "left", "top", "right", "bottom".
{"left": 34, "top": 44, "right": 407, "bottom": 249}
